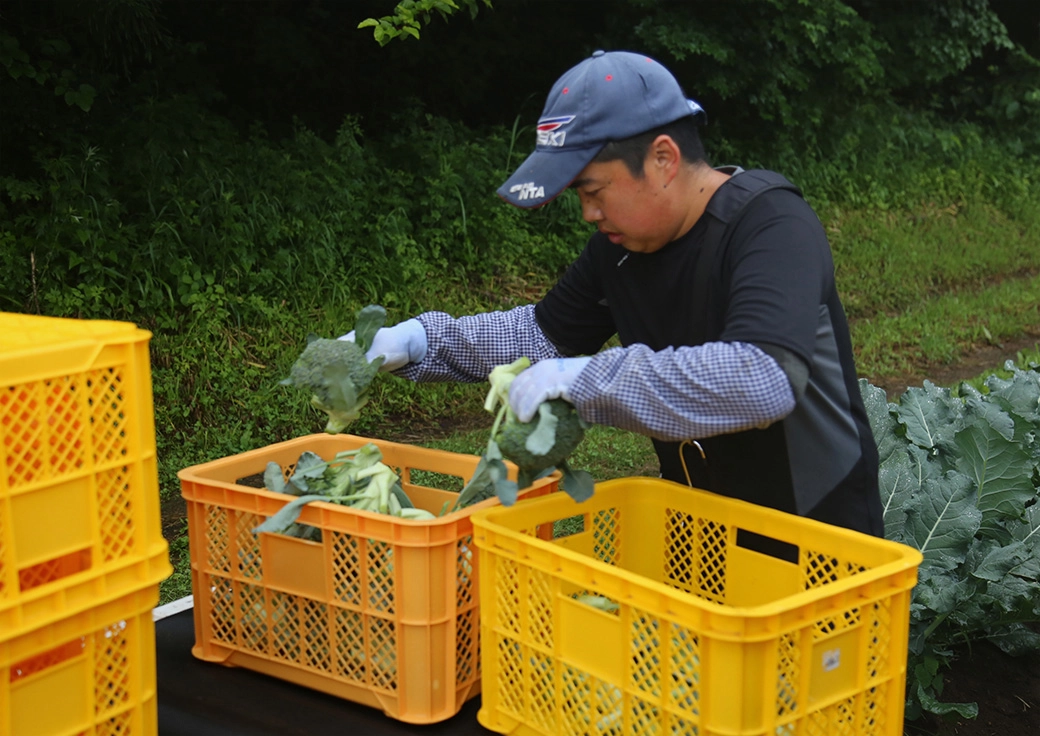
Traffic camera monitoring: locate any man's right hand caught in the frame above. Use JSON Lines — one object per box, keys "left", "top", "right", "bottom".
{"left": 339, "top": 318, "right": 427, "bottom": 371}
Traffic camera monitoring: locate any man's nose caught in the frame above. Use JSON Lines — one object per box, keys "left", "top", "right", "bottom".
{"left": 581, "top": 200, "right": 603, "bottom": 223}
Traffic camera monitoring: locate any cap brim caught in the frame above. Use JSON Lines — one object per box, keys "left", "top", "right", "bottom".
{"left": 497, "top": 145, "right": 602, "bottom": 210}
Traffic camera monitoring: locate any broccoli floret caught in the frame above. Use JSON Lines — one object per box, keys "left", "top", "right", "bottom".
{"left": 495, "top": 398, "right": 585, "bottom": 484}
{"left": 281, "top": 305, "right": 387, "bottom": 433}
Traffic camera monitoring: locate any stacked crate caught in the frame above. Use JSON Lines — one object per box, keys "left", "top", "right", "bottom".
{"left": 0, "top": 313, "right": 171, "bottom": 736}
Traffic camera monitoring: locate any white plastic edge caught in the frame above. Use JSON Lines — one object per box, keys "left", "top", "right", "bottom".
{"left": 152, "top": 595, "right": 194, "bottom": 621}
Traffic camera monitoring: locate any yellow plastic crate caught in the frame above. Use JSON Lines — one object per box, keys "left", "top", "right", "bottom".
{"left": 0, "top": 312, "right": 171, "bottom": 641}
{"left": 178, "top": 433, "right": 559, "bottom": 725}
{"left": 0, "top": 583, "right": 161, "bottom": 736}
{"left": 471, "top": 477, "right": 923, "bottom": 736}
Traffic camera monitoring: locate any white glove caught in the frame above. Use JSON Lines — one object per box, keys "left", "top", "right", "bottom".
{"left": 508, "top": 356, "right": 592, "bottom": 422}
{"left": 338, "top": 318, "right": 427, "bottom": 372}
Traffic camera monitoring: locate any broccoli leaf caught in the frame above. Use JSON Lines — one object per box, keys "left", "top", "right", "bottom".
{"left": 264, "top": 461, "right": 288, "bottom": 495}
{"left": 493, "top": 474, "right": 519, "bottom": 506}
{"left": 559, "top": 460, "right": 594, "bottom": 502}
{"left": 253, "top": 494, "right": 329, "bottom": 534}
{"left": 288, "top": 451, "right": 330, "bottom": 493}
{"left": 452, "top": 438, "right": 518, "bottom": 510}
{"left": 453, "top": 455, "right": 496, "bottom": 510}
{"left": 479, "top": 439, "right": 515, "bottom": 505}
{"left": 391, "top": 483, "right": 415, "bottom": 509}
{"left": 484, "top": 357, "right": 530, "bottom": 416}
{"left": 525, "top": 401, "right": 559, "bottom": 456}
{"left": 255, "top": 444, "right": 433, "bottom": 534}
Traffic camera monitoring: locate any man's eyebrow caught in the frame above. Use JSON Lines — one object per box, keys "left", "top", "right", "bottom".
{"left": 570, "top": 177, "right": 593, "bottom": 189}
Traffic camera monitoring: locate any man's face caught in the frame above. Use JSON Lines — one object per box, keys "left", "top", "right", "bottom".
{"left": 571, "top": 157, "right": 676, "bottom": 253}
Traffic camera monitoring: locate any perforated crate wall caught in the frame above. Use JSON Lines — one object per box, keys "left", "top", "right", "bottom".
{"left": 0, "top": 313, "right": 171, "bottom": 641}
{"left": 471, "top": 477, "right": 923, "bottom": 736}
{"left": 0, "top": 584, "right": 160, "bottom": 736}
{"left": 178, "top": 433, "right": 558, "bottom": 725}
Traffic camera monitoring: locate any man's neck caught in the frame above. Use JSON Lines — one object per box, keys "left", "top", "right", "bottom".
{"left": 676, "top": 164, "right": 733, "bottom": 237}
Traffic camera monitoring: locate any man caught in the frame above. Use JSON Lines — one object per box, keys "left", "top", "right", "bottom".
{"left": 346, "top": 50, "right": 883, "bottom": 537}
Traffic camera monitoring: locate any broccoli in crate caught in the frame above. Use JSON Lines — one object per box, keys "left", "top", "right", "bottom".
{"left": 253, "top": 443, "right": 436, "bottom": 540}
{"left": 451, "top": 357, "right": 595, "bottom": 510}
{"left": 281, "top": 304, "right": 388, "bottom": 433}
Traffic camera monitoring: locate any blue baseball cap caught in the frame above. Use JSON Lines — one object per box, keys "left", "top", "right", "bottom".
{"left": 497, "top": 50, "right": 705, "bottom": 209}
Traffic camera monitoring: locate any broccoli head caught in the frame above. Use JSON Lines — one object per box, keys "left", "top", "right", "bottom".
{"left": 495, "top": 398, "right": 585, "bottom": 483}
{"left": 451, "top": 357, "right": 594, "bottom": 508}
{"left": 281, "top": 305, "right": 387, "bottom": 433}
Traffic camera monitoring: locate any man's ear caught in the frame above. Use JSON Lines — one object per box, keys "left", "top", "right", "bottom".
{"left": 648, "top": 134, "right": 682, "bottom": 184}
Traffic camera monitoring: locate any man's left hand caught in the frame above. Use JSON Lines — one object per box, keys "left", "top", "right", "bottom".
{"left": 508, "top": 357, "right": 592, "bottom": 422}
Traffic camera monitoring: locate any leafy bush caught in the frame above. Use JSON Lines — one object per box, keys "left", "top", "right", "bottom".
{"left": 861, "top": 363, "right": 1040, "bottom": 720}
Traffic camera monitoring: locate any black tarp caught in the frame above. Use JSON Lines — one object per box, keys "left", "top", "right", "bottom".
{"left": 155, "top": 607, "right": 491, "bottom": 735}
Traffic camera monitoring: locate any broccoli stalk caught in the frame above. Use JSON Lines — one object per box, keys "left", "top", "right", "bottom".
{"left": 452, "top": 357, "right": 594, "bottom": 510}
{"left": 281, "top": 304, "right": 388, "bottom": 433}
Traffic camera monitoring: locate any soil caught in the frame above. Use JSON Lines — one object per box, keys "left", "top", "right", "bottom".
{"left": 159, "top": 333, "right": 1040, "bottom": 735}
{"left": 865, "top": 331, "right": 1040, "bottom": 401}
{"left": 922, "top": 640, "right": 1040, "bottom": 736}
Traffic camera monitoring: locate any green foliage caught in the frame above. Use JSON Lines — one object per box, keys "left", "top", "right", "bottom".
{"left": 601, "top": 0, "right": 1039, "bottom": 156}
{"left": 623, "top": 0, "right": 887, "bottom": 136}
{"left": 861, "top": 368, "right": 1040, "bottom": 720}
{"left": 358, "top": 0, "right": 491, "bottom": 45}
{"left": 857, "top": 0, "right": 1014, "bottom": 88}
{"left": 0, "top": 97, "right": 586, "bottom": 318}
{"left": 0, "top": 31, "right": 97, "bottom": 111}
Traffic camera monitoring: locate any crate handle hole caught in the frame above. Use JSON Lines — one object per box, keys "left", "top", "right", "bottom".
{"left": 735, "top": 529, "right": 799, "bottom": 563}
{"left": 18, "top": 548, "right": 92, "bottom": 593}
{"left": 9, "top": 638, "right": 86, "bottom": 683}
{"left": 553, "top": 514, "right": 586, "bottom": 539}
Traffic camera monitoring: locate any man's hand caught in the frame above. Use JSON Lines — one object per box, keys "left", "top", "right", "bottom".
{"left": 339, "top": 318, "right": 427, "bottom": 371}
{"left": 508, "top": 356, "right": 592, "bottom": 422}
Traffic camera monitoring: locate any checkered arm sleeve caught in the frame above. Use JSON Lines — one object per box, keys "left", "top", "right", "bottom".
{"left": 394, "top": 305, "right": 564, "bottom": 383}
{"left": 568, "top": 341, "right": 796, "bottom": 441}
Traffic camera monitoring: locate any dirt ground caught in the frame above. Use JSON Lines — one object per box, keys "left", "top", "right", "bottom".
{"left": 923, "top": 640, "right": 1040, "bottom": 736}
{"left": 866, "top": 332, "right": 1040, "bottom": 400}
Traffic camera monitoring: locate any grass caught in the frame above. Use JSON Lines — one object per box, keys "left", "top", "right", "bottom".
{"left": 826, "top": 198, "right": 1040, "bottom": 321}
{"left": 850, "top": 270, "right": 1040, "bottom": 377}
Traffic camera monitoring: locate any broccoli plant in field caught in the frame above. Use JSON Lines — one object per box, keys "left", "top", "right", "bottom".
{"left": 281, "top": 304, "right": 387, "bottom": 433}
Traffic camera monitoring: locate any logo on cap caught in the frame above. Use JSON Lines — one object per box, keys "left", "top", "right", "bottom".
{"left": 536, "top": 115, "right": 576, "bottom": 148}
{"left": 509, "top": 182, "right": 546, "bottom": 201}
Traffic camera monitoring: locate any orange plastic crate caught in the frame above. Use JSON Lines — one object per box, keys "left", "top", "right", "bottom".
{"left": 0, "top": 583, "right": 161, "bottom": 736}
{"left": 0, "top": 313, "right": 171, "bottom": 641}
{"left": 471, "top": 477, "right": 923, "bottom": 736}
{"left": 178, "top": 433, "right": 558, "bottom": 724}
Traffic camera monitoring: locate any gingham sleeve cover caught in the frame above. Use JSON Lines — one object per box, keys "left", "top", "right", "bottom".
{"left": 396, "top": 305, "right": 795, "bottom": 442}
{"left": 394, "top": 305, "right": 564, "bottom": 382}
{"left": 564, "top": 341, "right": 795, "bottom": 442}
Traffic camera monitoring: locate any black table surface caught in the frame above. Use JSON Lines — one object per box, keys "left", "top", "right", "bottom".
{"left": 155, "top": 607, "right": 494, "bottom": 736}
